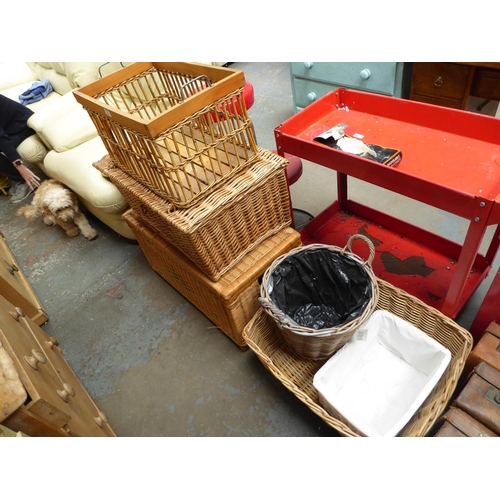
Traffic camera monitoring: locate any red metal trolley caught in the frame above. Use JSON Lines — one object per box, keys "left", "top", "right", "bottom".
{"left": 275, "top": 88, "right": 500, "bottom": 319}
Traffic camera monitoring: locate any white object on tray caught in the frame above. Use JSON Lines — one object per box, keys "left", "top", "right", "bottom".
{"left": 313, "top": 310, "right": 451, "bottom": 437}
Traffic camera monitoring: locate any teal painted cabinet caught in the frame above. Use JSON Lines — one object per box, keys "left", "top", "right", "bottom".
{"left": 290, "top": 62, "right": 405, "bottom": 112}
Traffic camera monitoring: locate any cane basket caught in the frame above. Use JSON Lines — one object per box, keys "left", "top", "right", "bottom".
{"left": 244, "top": 279, "right": 473, "bottom": 437}
{"left": 259, "top": 235, "right": 379, "bottom": 359}
{"left": 74, "top": 62, "right": 258, "bottom": 208}
{"left": 94, "top": 148, "right": 292, "bottom": 281}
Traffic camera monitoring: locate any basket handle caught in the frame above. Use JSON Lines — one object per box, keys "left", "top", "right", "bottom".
{"left": 178, "top": 75, "right": 213, "bottom": 103}
{"left": 343, "top": 234, "right": 375, "bottom": 267}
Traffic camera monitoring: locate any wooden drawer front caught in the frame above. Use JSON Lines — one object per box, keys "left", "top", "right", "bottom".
{"left": 291, "top": 62, "right": 399, "bottom": 96}
{"left": 0, "top": 234, "right": 48, "bottom": 326}
{"left": 411, "top": 62, "right": 472, "bottom": 103}
{"left": 410, "top": 94, "right": 463, "bottom": 110}
{"left": 471, "top": 68, "right": 500, "bottom": 101}
{"left": 37, "top": 338, "right": 115, "bottom": 437}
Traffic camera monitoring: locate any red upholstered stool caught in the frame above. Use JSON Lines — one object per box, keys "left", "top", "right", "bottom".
{"left": 242, "top": 82, "right": 303, "bottom": 185}
{"left": 244, "top": 81, "right": 313, "bottom": 230}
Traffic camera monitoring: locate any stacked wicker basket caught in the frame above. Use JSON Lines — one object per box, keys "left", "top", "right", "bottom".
{"left": 75, "top": 62, "right": 302, "bottom": 349}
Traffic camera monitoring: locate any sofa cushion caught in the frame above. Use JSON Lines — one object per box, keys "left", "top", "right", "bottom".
{"left": 28, "top": 91, "right": 98, "bottom": 152}
{"left": 42, "top": 136, "right": 128, "bottom": 214}
{"left": 27, "top": 62, "right": 74, "bottom": 95}
{"left": 64, "top": 62, "right": 104, "bottom": 89}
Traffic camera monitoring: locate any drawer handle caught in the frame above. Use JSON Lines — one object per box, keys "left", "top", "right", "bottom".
{"left": 45, "top": 336, "right": 59, "bottom": 349}
{"left": 93, "top": 411, "right": 109, "bottom": 428}
{"left": 32, "top": 349, "right": 47, "bottom": 364}
{"left": 24, "top": 355, "right": 39, "bottom": 370}
{"left": 24, "top": 351, "right": 46, "bottom": 370}
{"left": 9, "top": 307, "right": 25, "bottom": 322}
{"left": 303, "top": 62, "right": 314, "bottom": 69}
{"left": 57, "top": 383, "right": 76, "bottom": 402}
{"left": 434, "top": 76, "right": 444, "bottom": 87}
{"left": 307, "top": 92, "right": 317, "bottom": 102}
{"left": 6, "top": 264, "right": 19, "bottom": 275}
{"left": 360, "top": 69, "right": 371, "bottom": 80}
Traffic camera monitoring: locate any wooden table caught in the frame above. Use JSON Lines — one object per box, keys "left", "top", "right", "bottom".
{"left": 410, "top": 62, "right": 500, "bottom": 110}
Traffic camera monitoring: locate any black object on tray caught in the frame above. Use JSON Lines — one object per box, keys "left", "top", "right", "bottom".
{"left": 314, "top": 123, "right": 402, "bottom": 167}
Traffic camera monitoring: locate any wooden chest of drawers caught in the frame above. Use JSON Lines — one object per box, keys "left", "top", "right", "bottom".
{"left": 0, "top": 294, "right": 115, "bottom": 437}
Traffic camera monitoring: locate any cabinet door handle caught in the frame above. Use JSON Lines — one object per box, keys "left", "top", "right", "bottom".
{"left": 434, "top": 76, "right": 444, "bottom": 87}
{"left": 303, "top": 62, "right": 314, "bottom": 69}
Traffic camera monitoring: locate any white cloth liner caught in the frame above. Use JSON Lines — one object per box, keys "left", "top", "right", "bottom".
{"left": 313, "top": 310, "right": 451, "bottom": 437}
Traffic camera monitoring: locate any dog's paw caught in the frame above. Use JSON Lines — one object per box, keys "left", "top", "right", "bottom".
{"left": 43, "top": 216, "right": 55, "bottom": 226}
{"left": 85, "top": 230, "right": 98, "bottom": 241}
{"left": 66, "top": 228, "right": 80, "bottom": 237}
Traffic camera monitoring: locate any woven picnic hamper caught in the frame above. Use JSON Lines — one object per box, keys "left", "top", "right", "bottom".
{"left": 74, "top": 62, "right": 258, "bottom": 208}
{"left": 94, "top": 149, "right": 292, "bottom": 281}
{"left": 243, "top": 279, "right": 473, "bottom": 437}
{"left": 123, "top": 210, "right": 302, "bottom": 350}
{"left": 259, "top": 235, "right": 379, "bottom": 360}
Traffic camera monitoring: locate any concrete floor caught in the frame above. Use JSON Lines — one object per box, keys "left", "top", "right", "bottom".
{"left": 1, "top": 62, "right": 499, "bottom": 437}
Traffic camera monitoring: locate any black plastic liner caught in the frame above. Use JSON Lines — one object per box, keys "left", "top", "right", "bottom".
{"left": 268, "top": 247, "right": 373, "bottom": 330}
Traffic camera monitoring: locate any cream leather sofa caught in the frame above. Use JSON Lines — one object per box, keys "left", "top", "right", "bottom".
{"left": 0, "top": 62, "right": 135, "bottom": 239}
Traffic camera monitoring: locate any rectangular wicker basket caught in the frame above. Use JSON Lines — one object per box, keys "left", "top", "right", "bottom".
{"left": 94, "top": 149, "right": 293, "bottom": 281}
{"left": 243, "top": 279, "right": 473, "bottom": 436}
{"left": 124, "top": 210, "right": 302, "bottom": 350}
{"left": 74, "top": 62, "right": 258, "bottom": 208}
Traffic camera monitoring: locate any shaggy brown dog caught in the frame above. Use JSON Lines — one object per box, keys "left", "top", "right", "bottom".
{"left": 17, "top": 179, "right": 98, "bottom": 240}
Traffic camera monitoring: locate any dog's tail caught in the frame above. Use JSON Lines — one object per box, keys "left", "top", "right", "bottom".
{"left": 16, "top": 204, "right": 41, "bottom": 220}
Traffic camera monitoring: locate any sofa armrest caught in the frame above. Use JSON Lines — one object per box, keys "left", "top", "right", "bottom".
{"left": 27, "top": 91, "right": 98, "bottom": 152}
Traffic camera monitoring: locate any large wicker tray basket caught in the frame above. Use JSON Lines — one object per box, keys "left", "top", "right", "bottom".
{"left": 259, "top": 235, "right": 379, "bottom": 359}
{"left": 74, "top": 62, "right": 258, "bottom": 208}
{"left": 94, "top": 149, "right": 292, "bottom": 281}
{"left": 244, "top": 279, "right": 473, "bottom": 437}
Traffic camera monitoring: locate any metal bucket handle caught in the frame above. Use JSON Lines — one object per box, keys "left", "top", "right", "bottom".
{"left": 179, "top": 75, "right": 213, "bottom": 103}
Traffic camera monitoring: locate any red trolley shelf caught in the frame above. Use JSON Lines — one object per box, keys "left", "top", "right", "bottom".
{"left": 275, "top": 88, "right": 500, "bottom": 319}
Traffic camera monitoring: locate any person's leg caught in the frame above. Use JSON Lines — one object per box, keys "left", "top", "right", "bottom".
{"left": 0, "top": 154, "right": 34, "bottom": 203}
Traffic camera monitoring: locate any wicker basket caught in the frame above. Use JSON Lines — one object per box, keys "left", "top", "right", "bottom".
{"left": 259, "top": 235, "right": 379, "bottom": 359}
{"left": 94, "top": 149, "right": 292, "bottom": 281}
{"left": 124, "top": 210, "right": 302, "bottom": 350}
{"left": 243, "top": 279, "right": 473, "bottom": 437}
{"left": 74, "top": 62, "right": 258, "bottom": 208}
